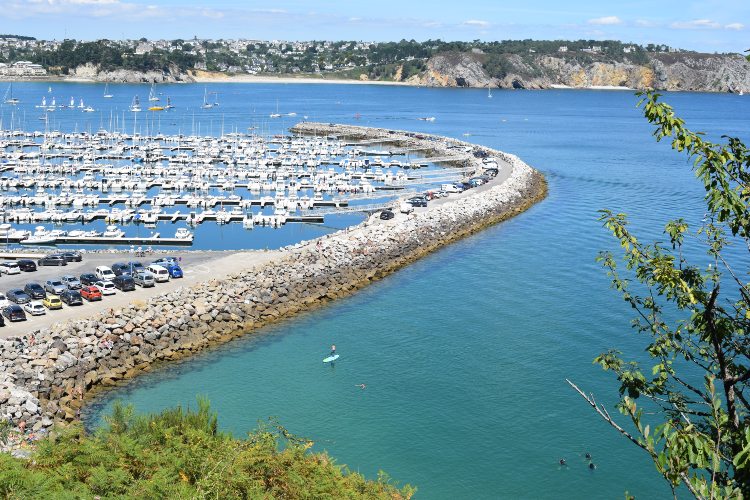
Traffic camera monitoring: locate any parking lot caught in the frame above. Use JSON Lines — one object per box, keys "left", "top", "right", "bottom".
{"left": 0, "top": 249, "right": 281, "bottom": 338}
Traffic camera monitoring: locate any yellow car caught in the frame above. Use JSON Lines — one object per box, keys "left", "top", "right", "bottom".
{"left": 42, "top": 294, "right": 63, "bottom": 310}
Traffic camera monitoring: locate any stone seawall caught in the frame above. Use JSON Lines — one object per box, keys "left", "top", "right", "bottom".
{"left": 0, "top": 124, "right": 547, "bottom": 431}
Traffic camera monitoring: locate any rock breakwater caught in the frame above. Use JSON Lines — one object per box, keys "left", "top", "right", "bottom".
{"left": 0, "top": 123, "right": 546, "bottom": 432}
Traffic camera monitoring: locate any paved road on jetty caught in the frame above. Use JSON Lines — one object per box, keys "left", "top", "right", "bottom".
{"left": 0, "top": 250, "right": 281, "bottom": 338}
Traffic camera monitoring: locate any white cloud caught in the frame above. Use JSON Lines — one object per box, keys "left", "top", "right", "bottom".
{"left": 671, "top": 19, "right": 721, "bottom": 29}
{"left": 587, "top": 16, "right": 622, "bottom": 26}
{"left": 462, "top": 19, "right": 489, "bottom": 28}
{"left": 635, "top": 19, "right": 658, "bottom": 28}
{"left": 725, "top": 22, "right": 744, "bottom": 30}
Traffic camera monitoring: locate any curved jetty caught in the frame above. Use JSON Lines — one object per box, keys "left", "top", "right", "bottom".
{"left": 0, "top": 123, "right": 546, "bottom": 433}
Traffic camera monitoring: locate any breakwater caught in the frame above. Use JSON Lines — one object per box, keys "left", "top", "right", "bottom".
{"left": 0, "top": 123, "right": 546, "bottom": 432}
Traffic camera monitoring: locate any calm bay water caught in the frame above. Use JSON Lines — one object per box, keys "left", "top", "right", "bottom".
{"left": 9, "top": 82, "right": 743, "bottom": 498}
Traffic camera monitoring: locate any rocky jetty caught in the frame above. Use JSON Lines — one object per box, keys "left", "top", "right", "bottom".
{"left": 0, "top": 123, "right": 546, "bottom": 431}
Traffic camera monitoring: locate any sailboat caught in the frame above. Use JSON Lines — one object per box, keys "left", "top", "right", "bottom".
{"left": 164, "top": 97, "right": 175, "bottom": 110}
{"left": 201, "top": 88, "right": 213, "bottom": 109}
{"left": 3, "top": 83, "right": 19, "bottom": 105}
{"left": 103, "top": 83, "right": 113, "bottom": 98}
{"left": 488, "top": 84, "right": 493, "bottom": 99}
{"left": 269, "top": 99, "right": 281, "bottom": 118}
{"left": 69, "top": 96, "right": 75, "bottom": 108}
{"left": 47, "top": 97, "right": 56, "bottom": 112}
{"left": 129, "top": 95, "right": 142, "bottom": 112}
{"left": 78, "top": 98, "right": 85, "bottom": 109}
{"left": 148, "top": 82, "right": 159, "bottom": 102}
{"left": 36, "top": 96, "right": 47, "bottom": 108}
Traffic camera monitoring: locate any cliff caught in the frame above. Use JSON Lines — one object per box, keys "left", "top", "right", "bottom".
{"left": 405, "top": 51, "right": 750, "bottom": 92}
{"left": 71, "top": 62, "right": 193, "bottom": 83}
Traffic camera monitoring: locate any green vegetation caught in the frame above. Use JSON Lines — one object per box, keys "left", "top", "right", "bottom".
{"left": 0, "top": 399, "right": 414, "bottom": 499}
{"left": 570, "top": 92, "right": 750, "bottom": 498}
{"left": 0, "top": 37, "right": 670, "bottom": 78}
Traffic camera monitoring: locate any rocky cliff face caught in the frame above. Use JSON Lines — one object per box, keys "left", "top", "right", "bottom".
{"left": 72, "top": 62, "right": 193, "bottom": 83}
{"left": 407, "top": 51, "right": 750, "bottom": 92}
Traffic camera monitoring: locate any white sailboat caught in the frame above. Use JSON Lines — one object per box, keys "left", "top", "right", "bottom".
{"left": 130, "top": 95, "right": 142, "bottom": 112}
{"left": 103, "top": 83, "right": 113, "bottom": 98}
{"left": 270, "top": 99, "right": 281, "bottom": 118}
{"left": 201, "top": 88, "right": 213, "bottom": 109}
{"left": 148, "top": 82, "right": 159, "bottom": 102}
{"left": 164, "top": 96, "right": 174, "bottom": 109}
{"left": 69, "top": 96, "right": 75, "bottom": 108}
{"left": 36, "top": 96, "right": 47, "bottom": 108}
{"left": 488, "top": 84, "right": 493, "bottom": 98}
{"left": 3, "top": 83, "right": 19, "bottom": 105}
{"left": 78, "top": 98, "right": 85, "bottom": 109}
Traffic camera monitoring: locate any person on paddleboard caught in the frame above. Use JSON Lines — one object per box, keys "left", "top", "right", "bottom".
{"left": 330, "top": 344, "right": 336, "bottom": 357}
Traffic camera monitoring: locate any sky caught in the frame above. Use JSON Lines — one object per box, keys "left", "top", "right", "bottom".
{"left": 1, "top": 0, "right": 748, "bottom": 53}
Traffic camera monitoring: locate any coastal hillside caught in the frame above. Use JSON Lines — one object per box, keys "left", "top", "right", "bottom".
{"left": 1, "top": 35, "right": 748, "bottom": 92}
{"left": 404, "top": 51, "right": 750, "bottom": 92}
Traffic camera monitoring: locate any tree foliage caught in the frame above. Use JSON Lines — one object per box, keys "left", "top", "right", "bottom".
{"left": 570, "top": 92, "right": 750, "bottom": 498}
{"left": 0, "top": 399, "right": 414, "bottom": 499}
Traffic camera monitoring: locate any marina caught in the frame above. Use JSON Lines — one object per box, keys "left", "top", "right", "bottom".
{"left": 0, "top": 124, "right": 464, "bottom": 248}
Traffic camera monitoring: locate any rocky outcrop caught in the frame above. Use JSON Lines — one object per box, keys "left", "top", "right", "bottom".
{"left": 72, "top": 62, "right": 193, "bottom": 83}
{"left": 407, "top": 51, "right": 750, "bottom": 92}
{"left": 0, "top": 124, "right": 546, "bottom": 431}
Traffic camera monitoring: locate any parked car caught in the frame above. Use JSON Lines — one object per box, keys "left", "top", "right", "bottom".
{"left": 60, "top": 275, "right": 82, "bottom": 290}
{"left": 79, "top": 273, "right": 98, "bottom": 286}
{"left": 0, "top": 261, "right": 21, "bottom": 275}
{"left": 164, "top": 263, "right": 183, "bottom": 279}
{"left": 60, "top": 290, "right": 83, "bottom": 306}
{"left": 16, "top": 259, "right": 37, "bottom": 272}
{"left": 0, "top": 313, "right": 4, "bottom": 326}
{"left": 379, "top": 209, "right": 395, "bottom": 220}
{"left": 133, "top": 271, "right": 155, "bottom": 288}
{"left": 442, "top": 183, "right": 464, "bottom": 193}
{"left": 111, "top": 262, "right": 131, "bottom": 276}
{"left": 38, "top": 254, "right": 67, "bottom": 267}
{"left": 24, "top": 301, "right": 46, "bottom": 316}
{"left": 2, "top": 304, "right": 26, "bottom": 321}
{"left": 146, "top": 264, "right": 170, "bottom": 283}
{"left": 42, "top": 294, "right": 63, "bottom": 310}
{"left": 23, "top": 283, "right": 45, "bottom": 300}
{"left": 60, "top": 251, "right": 83, "bottom": 263}
{"left": 80, "top": 285, "right": 102, "bottom": 301}
{"left": 95, "top": 266, "right": 115, "bottom": 281}
{"left": 152, "top": 257, "right": 178, "bottom": 267}
{"left": 406, "top": 197, "right": 427, "bottom": 208}
{"left": 399, "top": 202, "right": 414, "bottom": 214}
{"left": 0, "top": 292, "right": 8, "bottom": 308}
{"left": 95, "top": 280, "right": 116, "bottom": 296}
{"left": 112, "top": 274, "right": 136, "bottom": 292}
{"left": 7, "top": 289, "right": 31, "bottom": 304}
{"left": 127, "top": 261, "right": 147, "bottom": 273}
{"left": 44, "top": 279, "right": 67, "bottom": 295}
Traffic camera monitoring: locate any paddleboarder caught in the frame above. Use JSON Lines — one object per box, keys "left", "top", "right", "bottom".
{"left": 330, "top": 344, "right": 336, "bottom": 357}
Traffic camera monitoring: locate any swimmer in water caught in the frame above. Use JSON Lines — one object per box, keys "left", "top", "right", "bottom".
{"left": 356, "top": 384, "right": 366, "bottom": 390}
{"left": 585, "top": 452, "right": 592, "bottom": 460}
{"left": 589, "top": 462, "right": 596, "bottom": 470}
{"left": 559, "top": 458, "right": 567, "bottom": 466}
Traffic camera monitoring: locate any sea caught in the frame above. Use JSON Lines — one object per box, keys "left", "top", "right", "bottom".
{"left": 4, "top": 81, "right": 748, "bottom": 498}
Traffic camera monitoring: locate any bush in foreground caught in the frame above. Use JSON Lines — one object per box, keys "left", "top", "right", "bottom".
{"left": 0, "top": 399, "right": 414, "bottom": 499}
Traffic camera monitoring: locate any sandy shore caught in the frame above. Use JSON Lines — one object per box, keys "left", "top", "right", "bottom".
{"left": 190, "top": 74, "right": 410, "bottom": 86}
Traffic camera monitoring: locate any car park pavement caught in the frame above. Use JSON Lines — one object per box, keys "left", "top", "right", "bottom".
{"left": 0, "top": 249, "right": 281, "bottom": 338}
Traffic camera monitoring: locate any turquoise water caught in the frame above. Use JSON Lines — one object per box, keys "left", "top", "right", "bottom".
{"left": 18, "top": 83, "right": 743, "bottom": 498}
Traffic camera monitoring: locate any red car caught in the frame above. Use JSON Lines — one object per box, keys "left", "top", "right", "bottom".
{"left": 80, "top": 285, "right": 102, "bottom": 301}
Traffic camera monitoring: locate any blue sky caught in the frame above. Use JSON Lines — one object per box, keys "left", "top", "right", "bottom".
{"left": 2, "top": 0, "right": 748, "bottom": 53}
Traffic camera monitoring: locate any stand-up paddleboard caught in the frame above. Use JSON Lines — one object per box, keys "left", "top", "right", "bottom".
{"left": 323, "top": 354, "right": 340, "bottom": 363}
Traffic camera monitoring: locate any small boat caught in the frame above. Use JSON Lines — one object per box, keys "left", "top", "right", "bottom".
{"left": 103, "top": 225, "right": 125, "bottom": 238}
{"left": 201, "top": 88, "right": 213, "bottom": 109}
{"left": 83, "top": 106, "right": 95, "bottom": 112}
{"left": 148, "top": 82, "right": 159, "bottom": 102}
{"left": 488, "top": 84, "right": 493, "bottom": 98}
{"left": 148, "top": 104, "right": 164, "bottom": 111}
{"left": 20, "top": 235, "right": 57, "bottom": 245}
{"left": 129, "top": 96, "right": 142, "bottom": 112}
{"left": 164, "top": 97, "right": 174, "bottom": 109}
{"left": 103, "top": 83, "right": 113, "bottom": 98}
{"left": 3, "top": 83, "right": 19, "bottom": 105}
{"left": 174, "top": 227, "right": 192, "bottom": 239}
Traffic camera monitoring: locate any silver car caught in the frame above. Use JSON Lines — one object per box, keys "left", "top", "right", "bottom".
{"left": 44, "top": 279, "right": 67, "bottom": 295}
{"left": 60, "top": 275, "right": 82, "bottom": 290}
{"left": 133, "top": 271, "right": 155, "bottom": 288}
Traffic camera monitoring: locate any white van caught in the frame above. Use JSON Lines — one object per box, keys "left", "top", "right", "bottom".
{"left": 147, "top": 264, "right": 170, "bottom": 283}
{"left": 95, "top": 266, "right": 116, "bottom": 281}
